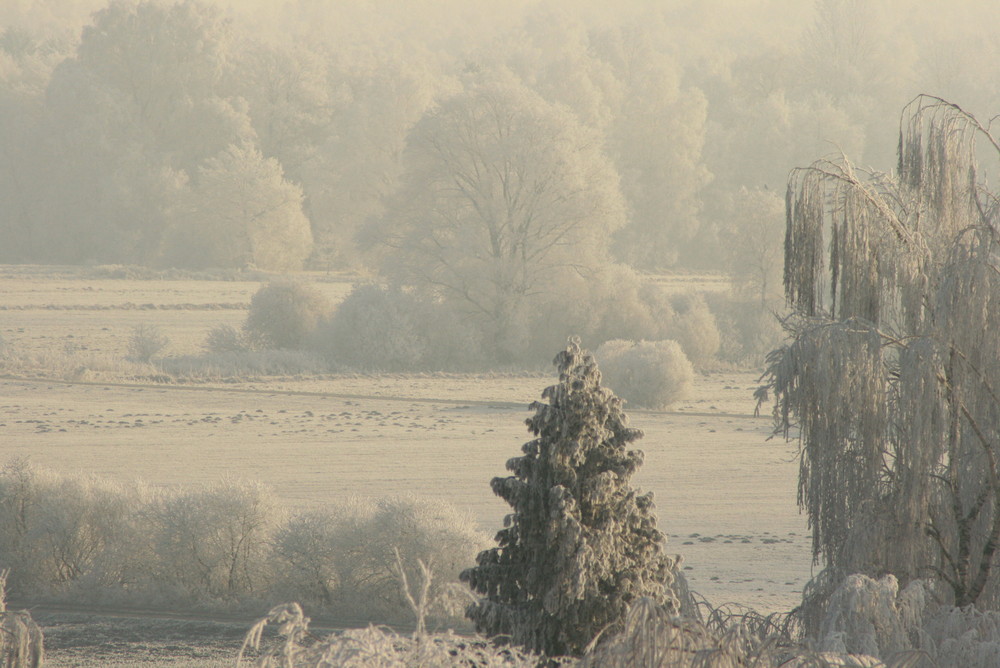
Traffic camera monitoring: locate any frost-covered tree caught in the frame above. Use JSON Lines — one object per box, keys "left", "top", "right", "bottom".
{"left": 163, "top": 141, "right": 313, "bottom": 271}
{"left": 763, "top": 95, "right": 1000, "bottom": 609}
{"left": 244, "top": 280, "right": 330, "bottom": 350}
{"left": 461, "top": 339, "right": 677, "bottom": 656}
{"left": 376, "top": 68, "right": 626, "bottom": 363}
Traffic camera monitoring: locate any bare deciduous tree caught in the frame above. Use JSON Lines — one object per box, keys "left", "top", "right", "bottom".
{"left": 376, "top": 68, "right": 626, "bottom": 363}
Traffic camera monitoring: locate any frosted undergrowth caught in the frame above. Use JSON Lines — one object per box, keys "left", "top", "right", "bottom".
{"left": 238, "top": 603, "right": 540, "bottom": 667}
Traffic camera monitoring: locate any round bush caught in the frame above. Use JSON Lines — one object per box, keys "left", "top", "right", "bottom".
{"left": 245, "top": 280, "right": 332, "bottom": 350}
{"left": 595, "top": 339, "right": 694, "bottom": 408}
{"left": 314, "top": 284, "right": 483, "bottom": 371}
{"left": 314, "top": 284, "right": 428, "bottom": 370}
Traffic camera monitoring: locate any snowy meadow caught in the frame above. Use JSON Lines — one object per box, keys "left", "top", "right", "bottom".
{"left": 0, "top": 265, "right": 809, "bottom": 665}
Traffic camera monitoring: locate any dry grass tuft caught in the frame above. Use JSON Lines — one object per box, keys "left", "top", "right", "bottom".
{"left": 0, "top": 570, "right": 44, "bottom": 668}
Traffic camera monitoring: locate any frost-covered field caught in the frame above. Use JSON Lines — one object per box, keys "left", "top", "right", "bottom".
{"left": 0, "top": 266, "right": 808, "bottom": 665}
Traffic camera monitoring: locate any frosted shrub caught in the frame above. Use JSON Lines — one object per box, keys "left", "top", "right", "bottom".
{"left": 148, "top": 479, "right": 277, "bottom": 601}
{"left": 31, "top": 475, "right": 140, "bottom": 589}
{"left": 595, "top": 339, "right": 694, "bottom": 408}
{"left": 816, "top": 574, "right": 927, "bottom": 658}
{"left": 922, "top": 605, "right": 1000, "bottom": 668}
{"left": 204, "top": 324, "right": 251, "bottom": 354}
{"left": 0, "top": 461, "right": 148, "bottom": 596}
{"left": 269, "top": 511, "right": 346, "bottom": 608}
{"left": 127, "top": 324, "right": 170, "bottom": 362}
{"left": 353, "top": 496, "right": 488, "bottom": 621}
{"left": 314, "top": 283, "right": 427, "bottom": 370}
{"left": 271, "top": 496, "right": 487, "bottom": 622}
{"left": 667, "top": 292, "right": 720, "bottom": 366}
{"left": 0, "top": 461, "right": 486, "bottom": 622}
{"left": 0, "top": 460, "right": 39, "bottom": 592}
{"left": 315, "top": 284, "right": 482, "bottom": 371}
{"left": 245, "top": 280, "right": 332, "bottom": 350}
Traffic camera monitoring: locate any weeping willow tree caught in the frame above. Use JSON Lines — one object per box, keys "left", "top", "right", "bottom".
{"left": 763, "top": 95, "right": 1000, "bottom": 610}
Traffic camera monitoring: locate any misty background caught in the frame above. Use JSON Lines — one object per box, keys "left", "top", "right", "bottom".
{"left": 2, "top": 0, "right": 999, "bottom": 368}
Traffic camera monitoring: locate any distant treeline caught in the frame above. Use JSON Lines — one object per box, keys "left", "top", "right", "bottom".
{"left": 2, "top": 0, "right": 997, "bottom": 282}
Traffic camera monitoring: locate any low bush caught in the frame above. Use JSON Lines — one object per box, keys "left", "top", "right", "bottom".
{"left": 667, "top": 292, "right": 720, "bottom": 366}
{"left": 245, "top": 280, "right": 332, "bottom": 350}
{"left": 127, "top": 324, "right": 170, "bottom": 362}
{"left": 147, "top": 479, "right": 278, "bottom": 601}
{"left": 0, "top": 460, "right": 148, "bottom": 597}
{"left": 269, "top": 496, "right": 487, "bottom": 623}
{"left": 204, "top": 324, "right": 253, "bottom": 354}
{"left": 313, "top": 284, "right": 482, "bottom": 372}
{"left": 595, "top": 339, "right": 694, "bottom": 408}
{"left": 0, "top": 461, "right": 484, "bottom": 623}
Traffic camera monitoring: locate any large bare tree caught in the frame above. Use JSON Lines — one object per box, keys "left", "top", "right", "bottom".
{"left": 375, "top": 68, "right": 625, "bottom": 362}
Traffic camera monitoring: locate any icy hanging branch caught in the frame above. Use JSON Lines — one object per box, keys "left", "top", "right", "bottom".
{"left": 767, "top": 96, "right": 1000, "bottom": 612}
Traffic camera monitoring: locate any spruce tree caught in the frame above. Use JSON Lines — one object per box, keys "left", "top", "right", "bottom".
{"left": 461, "top": 339, "right": 677, "bottom": 656}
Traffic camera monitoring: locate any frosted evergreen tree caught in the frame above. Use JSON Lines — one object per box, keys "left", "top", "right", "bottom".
{"left": 461, "top": 339, "right": 677, "bottom": 656}
{"left": 763, "top": 95, "right": 1000, "bottom": 613}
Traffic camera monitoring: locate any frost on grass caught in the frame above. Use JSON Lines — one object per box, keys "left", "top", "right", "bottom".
{"left": 462, "top": 339, "right": 679, "bottom": 656}
{"left": 238, "top": 602, "right": 539, "bottom": 667}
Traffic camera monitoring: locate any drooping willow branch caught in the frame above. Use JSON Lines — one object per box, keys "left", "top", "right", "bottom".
{"left": 769, "top": 96, "right": 1000, "bottom": 609}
